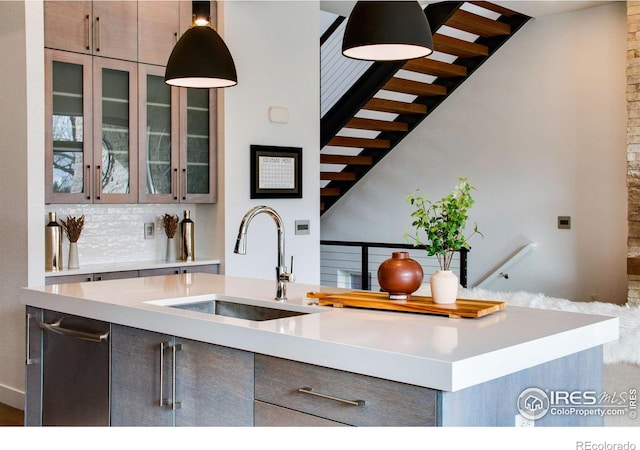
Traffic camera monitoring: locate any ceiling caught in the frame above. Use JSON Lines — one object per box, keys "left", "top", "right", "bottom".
{"left": 319, "top": 1, "right": 616, "bottom": 18}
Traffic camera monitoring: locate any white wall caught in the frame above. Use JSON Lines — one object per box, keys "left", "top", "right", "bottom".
{"left": 0, "top": 1, "right": 45, "bottom": 409}
{"left": 321, "top": 3, "right": 627, "bottom": 303}
{"left": 223, "top": 1, "right": 321, "bottom": 284}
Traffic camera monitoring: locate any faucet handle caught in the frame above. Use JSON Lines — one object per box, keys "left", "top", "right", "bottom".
{"left": 282, "top": 255, "right": 295, "bottom": 283}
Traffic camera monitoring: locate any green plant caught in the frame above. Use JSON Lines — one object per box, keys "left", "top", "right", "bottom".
{"left": 404, "top": 178, "right": 482, "bottom": 271}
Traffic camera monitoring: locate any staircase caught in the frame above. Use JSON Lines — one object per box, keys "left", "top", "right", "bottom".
{"left": 320, "top": 1, "right": 530, "bottom": 214}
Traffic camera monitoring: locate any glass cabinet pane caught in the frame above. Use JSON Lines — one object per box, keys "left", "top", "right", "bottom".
{"left": 52, "top": 61, "right": 84, "bottom": 194}
{"left": 186, "top": 89, "right": 210, "bottom": 195}
{"left": 145, "top": 74, "right": 172, "bottom": 195}
{"left": 101, "top": 68, "right": 130, "bottom": 194}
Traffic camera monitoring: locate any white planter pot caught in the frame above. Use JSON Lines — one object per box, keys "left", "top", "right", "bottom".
{"left": 430, "top": 270, "right": 458, "bottom": 304}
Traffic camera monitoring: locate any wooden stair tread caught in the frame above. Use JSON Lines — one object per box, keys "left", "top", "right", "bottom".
{"left": 321, "top": 171, "right": 357, "bottom": 181}
{"left": 346, "top": 117, "right": 408, "bottom": 132}
{"left": 433, "top": 33, "right": 489, "bottom": 58}
{"left": 469, "top": 1, "right": 519, "bottom": 18}
{"left": 363, "top": 98, "right": 427, "bottom": 115}
{"left": 402, "top": 58, "right": 467, "bottom": 78}
{"left": 383, "top": 77, "right": 447, "bottom": 97}
{"left": 328, "top": 136, "right": 390, "bottom": 149}
{"left": 447, "top": 9, "right": 511, "bottom": 37}
{"left": 321, "top": 187, "right": 340, "bottom": 197}
{"left": 320, "top": 154, "right": 373, "bottom": 165}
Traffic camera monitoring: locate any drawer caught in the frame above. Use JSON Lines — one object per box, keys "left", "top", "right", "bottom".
{"left": 254, "top": 401, "right": 346, "bottom": 427}
{"left": 254, "top": 354, "right": 437, "bottom": 426}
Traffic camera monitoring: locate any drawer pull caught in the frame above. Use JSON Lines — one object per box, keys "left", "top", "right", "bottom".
{"left": 298, "top": 387, "right": 365, "bottom": 407}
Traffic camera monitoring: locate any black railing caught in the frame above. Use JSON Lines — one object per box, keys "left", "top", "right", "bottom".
{"left": 320, "top": 240, "right": 468, "bottom": 291}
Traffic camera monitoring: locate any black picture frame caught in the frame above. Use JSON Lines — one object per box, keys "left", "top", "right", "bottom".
{"left": 250, "top": 145, "right": 302, "bottom": 199}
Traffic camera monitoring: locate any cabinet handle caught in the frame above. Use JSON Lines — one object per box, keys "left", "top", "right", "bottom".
{"left": 181, "top": 168, "right": 187, "bottom": 201}
{"left": 95, "top": 16, "right": 101, "bottom": 52}
{"left": 159, "top": 341, "right": 168, "bottom": 407}
{"left": 26, "top": 313, "right": 36, "bottom": 365}
{"left": 297, "top": 387, "right": 365, "bottom": 407}
{"left": 96, "top": 165, "right": 102, "bottom": 200}
{"left": 174, "top": 32, "right": 178, "bottom": 43}
{"left": 172, "top": 168, "right": 178, "bottom": 200}
{"left": 85, "top": 165, "right": 91, "bottom": 200}
{"left": 171, "top": 343, "right": 182, "bottom": 410}
{"left": 85, "top": 14, "right": 91, "bottom": 50}
{"left": 39, "top": 319, "right": 109, "bottom": 343}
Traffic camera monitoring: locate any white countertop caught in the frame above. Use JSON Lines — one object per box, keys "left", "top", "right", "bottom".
{"left": 21, "top": 273, "right": 618, "bottom": 392}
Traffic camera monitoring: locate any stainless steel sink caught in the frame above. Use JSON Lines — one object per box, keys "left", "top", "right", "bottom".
{"left": 170, "top": 299, "right": 307, "bottom": 321}
{"left": 146, "top": 295, "right": 321, "bottom": 322}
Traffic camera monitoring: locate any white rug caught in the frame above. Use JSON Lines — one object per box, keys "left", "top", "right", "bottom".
{"left": 414, "top": 284, "right": 640, "bottom": 366}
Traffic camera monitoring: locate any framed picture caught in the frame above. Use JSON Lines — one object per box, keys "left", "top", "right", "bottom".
{"left": 250, "top": 145, "right": 302, "bottom": 199}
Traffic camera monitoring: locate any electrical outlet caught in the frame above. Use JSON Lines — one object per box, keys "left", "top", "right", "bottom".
{"left": 144, "top": 222, "right": 155, "bottom": 239}
{"left": 515, "top": 414, "right": 534, "bottom": 427}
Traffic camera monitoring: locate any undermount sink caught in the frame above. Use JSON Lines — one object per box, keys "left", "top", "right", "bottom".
{"left": 147, "top": 295, "right": 320, "bottom": 322}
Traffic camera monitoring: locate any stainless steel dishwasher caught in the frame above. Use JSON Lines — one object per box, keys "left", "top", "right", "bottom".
{"left": 40, "top": 310, "right": 110, "bottom": 426}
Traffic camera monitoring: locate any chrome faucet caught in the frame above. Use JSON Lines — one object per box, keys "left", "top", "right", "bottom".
{"left": 234, "top": 206, "right": 295, "bottom": 302}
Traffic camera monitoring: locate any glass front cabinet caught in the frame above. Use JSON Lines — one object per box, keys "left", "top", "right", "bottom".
{"left": 45, "top": 49, "right": 138, "bottom": 204}
{"left": 46, "top": 51, "right": 217, "bottom": 205}
{"left": 138, "top": 65, "right": 217, "bottom": 204}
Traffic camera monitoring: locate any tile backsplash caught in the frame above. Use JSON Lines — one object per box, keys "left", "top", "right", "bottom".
{"left": 45, "top": 204, "right": 197, "bottom": 266}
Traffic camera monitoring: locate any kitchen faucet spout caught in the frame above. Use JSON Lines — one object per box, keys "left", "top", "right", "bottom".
{"left": 234, "top": 206, "right": 294, "bottom": 302}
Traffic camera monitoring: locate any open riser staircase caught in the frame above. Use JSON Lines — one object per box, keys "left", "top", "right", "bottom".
{"left": 320, "top": 1, "right": 530, "bottom": 214}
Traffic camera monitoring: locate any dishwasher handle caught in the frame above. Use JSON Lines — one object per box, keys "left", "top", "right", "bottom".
{"left": 39, "top": 319, "right": 109, "bottom": 343}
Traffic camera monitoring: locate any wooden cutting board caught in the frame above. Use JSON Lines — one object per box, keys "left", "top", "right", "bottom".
{"left": 307, "top": 290, "right": 505, "bottom": 319}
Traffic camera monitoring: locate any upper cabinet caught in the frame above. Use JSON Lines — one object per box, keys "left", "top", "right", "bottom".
{"left": 137, "top": 66, "right": 217, "bottom": 204}
{"left": 44, "top": 1, "right": 138, "bottom": 62}
{"left": 45, "top": 50, "right": 138, "bottom": 204}
{"left": 137, "top": 1, "right": 185, "bottom": 66}
{"left": 44, "top": 1, "right": 218, "bottom": 205}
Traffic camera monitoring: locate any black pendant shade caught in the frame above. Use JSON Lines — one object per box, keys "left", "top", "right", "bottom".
{"left": 165, "top": 2, "right": 237, "bottom": 88}
{"left": 342, "top": 1, "right": 433, "bottom": 61}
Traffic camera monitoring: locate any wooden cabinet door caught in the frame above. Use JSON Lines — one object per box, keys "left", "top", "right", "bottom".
{"left": 174, "top": 338, "right": 254, "bottom": 426}
{"left": 44, "top": 1, "right": 137, "bottom": 61}
{"left": 111, "top": 325, "right": 174, "bottom": 426}
{"left": 138, "top": 1, "right": 182, "bottom": 66}
{"left": 92, "top": 1, "right": 138, "bottom": 61}
{"left": 44, "top": 1, "right": 93, "bottom": 54}
{"left": 45, "top": 49, "right": 94, "bottom": 204}
{"left": 93, "top": 57, "right": 138, "bottom": 203}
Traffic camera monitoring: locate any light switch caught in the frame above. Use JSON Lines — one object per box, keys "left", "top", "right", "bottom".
{"left": 295, "top": 220, "right": 310, "bottom": 235}
{"left": 557, "top": 216, "right": 571, "bottom": 230}
{"left": 144, "top": 222, "right": 155, "bottom": 239}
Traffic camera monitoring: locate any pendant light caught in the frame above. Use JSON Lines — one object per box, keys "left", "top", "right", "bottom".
{"left": 342, "top": 1, "right": 433, "bottom": 61}
{"left": 165, "top": 1, "right": 237, "bottom": 88}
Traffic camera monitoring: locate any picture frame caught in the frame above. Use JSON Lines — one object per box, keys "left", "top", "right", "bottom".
{"left": 250, "top": 145, "right": 302, "bottom": 199}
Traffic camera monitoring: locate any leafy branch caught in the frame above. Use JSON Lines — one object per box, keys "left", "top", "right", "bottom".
{"left": 161, "top": 214, "right": 179, "bottom": 239}
{"left": 60, "top": 215, "right": 85, "bottom": 243}
{"left": 404, "top": 178, "right": 482, "bottom": 270}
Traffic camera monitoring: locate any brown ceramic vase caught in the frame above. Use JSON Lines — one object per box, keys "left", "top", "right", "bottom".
{"left": 377, "top": 251, "right": 424, "bottom": 301}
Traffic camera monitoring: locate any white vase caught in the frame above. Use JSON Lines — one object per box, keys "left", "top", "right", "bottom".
{"left": 430, "top": 270, "right": 458, "bottom": 304}
{"left": 166, "top": 237, "right": 177, "bottom": 262}
{"left": 68, "top": 241, "right": 79, "bottom": 269}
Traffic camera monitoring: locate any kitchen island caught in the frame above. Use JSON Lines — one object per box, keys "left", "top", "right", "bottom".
{"left": 21, "top": 273, "right": 618, "bottom": 427}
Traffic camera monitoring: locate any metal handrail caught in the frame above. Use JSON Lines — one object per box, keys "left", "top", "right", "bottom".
{"left": 320, "top": 240, "right": 468, "bottom": 289}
